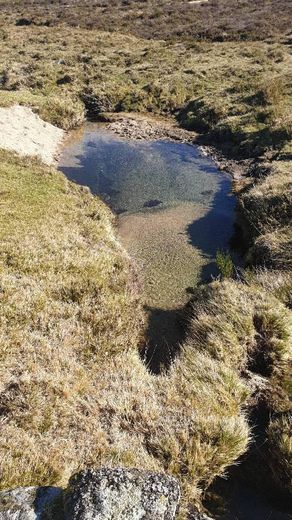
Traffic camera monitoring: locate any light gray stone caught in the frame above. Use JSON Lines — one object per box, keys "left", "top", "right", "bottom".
{"left": 64, "top": 468, "right": 180, "bottom": 520}
{"left": 0, "top": 486, "right": 63, "bottom": 520}
{"left": 189, "top": 513, "right": 214, "bottom": 520}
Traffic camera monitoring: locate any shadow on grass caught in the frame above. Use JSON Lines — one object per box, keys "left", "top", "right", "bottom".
{"left": 141, "top": 305, "right": 187, "bottom": 374}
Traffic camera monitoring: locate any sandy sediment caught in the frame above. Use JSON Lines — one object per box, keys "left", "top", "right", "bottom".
{"left": 0, "top": 105, "right": 64, "bottom": 165}
{"left": 118, "top": 203, "right": 207, "bottom": 309}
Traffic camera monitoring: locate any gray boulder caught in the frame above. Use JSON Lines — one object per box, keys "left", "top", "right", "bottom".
{"left": 64, "top": 468, "right": 180, "bottom": 520}
{"left": 0, "top": 486, "right": 63, "bottom": 520}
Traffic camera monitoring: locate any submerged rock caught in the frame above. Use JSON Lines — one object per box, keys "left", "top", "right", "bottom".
{"left": 64, "top": 467, "right": 180, "bottom": 520}
{"left": 143, "top": 199, "right": 163, "bottom": 208}
{"left": 0, "top": 486, "right": 63, "bottom": 520}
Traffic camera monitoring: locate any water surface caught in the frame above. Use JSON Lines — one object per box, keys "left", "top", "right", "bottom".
{"left": 58, "top": 123, "right": 237, "bottom": 363}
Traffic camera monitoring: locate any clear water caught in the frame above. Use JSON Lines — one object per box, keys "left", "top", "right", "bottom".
{"left": 59, "top": 124, "right": 235, "bottom": 294}
{"left": 58, "top": 124, "right": 234, "bottom": 217}
{"left": 58, "top": 122, "right": 237, "bottom": 364}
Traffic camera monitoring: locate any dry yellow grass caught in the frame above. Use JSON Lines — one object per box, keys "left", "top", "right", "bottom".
{"left": 179, "top": 279, "right": 292, "bottom": 499}
{"left": 267, "top": 413, "right": 292, "bottom": 496}
{"left": 242, "top": 169, "right": 292, "bottom": 233}
{"left": 247, "top": 268, "right": 292, "bottom": 307}
{"left": 0, "top": 149, "right": 145, "bottom": 485}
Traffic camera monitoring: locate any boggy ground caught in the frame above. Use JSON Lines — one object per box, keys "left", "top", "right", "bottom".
{"left": 0, "top": 1, "right": 291, "bottom": 517}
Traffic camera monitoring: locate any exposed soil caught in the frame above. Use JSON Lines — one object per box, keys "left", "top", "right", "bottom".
{"left": 0, "top": 105, "right": 64, "bottom": 165}
{"left": 103, "top": 112, "right": 196, "bottom": 143}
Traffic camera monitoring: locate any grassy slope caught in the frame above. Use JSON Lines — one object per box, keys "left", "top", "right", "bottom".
{"left": 0, "top": 0, "right": 291, "bottom": 513}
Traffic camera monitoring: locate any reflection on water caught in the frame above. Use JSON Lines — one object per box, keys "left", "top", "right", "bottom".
{"left": 58, "top": 123, "right": 237, "bottom": 367}
{"left": 59, "top": 125, "right": 229, "bottom": 210}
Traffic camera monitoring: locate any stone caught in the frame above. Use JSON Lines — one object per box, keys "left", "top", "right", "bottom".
{"left": 0, "top": 486, "right": 63, "bottom": 520}
{"left": 189, "top": 512, "right": 214, "bottom": 520}
{"left": 64, "top": 468, "right": 180, "bottom": 520}
{"left": 105, "top": 114, "right": 195, "bottom": 143}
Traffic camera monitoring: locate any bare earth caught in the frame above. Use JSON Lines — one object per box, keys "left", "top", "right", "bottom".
{"left": 0, "top": 105, "right": 64, "bottom": 165}
{"left": 104, "top": 112, "right": 196, "bottom": 142}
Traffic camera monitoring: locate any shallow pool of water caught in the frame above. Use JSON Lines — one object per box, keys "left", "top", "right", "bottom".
{"left": 59, "top": 123, "right": 236, "bottom": 307}
{"left": 58, "top": 122, "right": 238, "bottom": 366}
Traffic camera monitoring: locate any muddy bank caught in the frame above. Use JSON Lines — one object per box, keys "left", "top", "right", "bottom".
{"left": 101, "top": 112, "right": 196, "bottom": 143}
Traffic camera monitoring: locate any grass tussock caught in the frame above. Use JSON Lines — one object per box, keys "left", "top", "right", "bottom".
{"left": 252, "top": 227, "right": 292, "bottom": 271}
{"left": 266, "top": 413, "right": 292, "bottom": 497}
{"left": 241, "top": 169, "right": 292, "bottom": 234}
{"left": 182, "top": 280, "right": 292, "bottom": 498}
{"left": 246, "top": 268, "right": 292, "bottom": 308}
{"left": 184, "top": 281, "right": 291, "bottom": 373}
{"left": 241, "top": 162, "right": 292, "bottom": 270}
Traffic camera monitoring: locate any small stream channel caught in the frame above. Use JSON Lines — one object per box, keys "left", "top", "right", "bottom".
{"left": 58, "top": 122, "right": 291, "bottom": 520}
